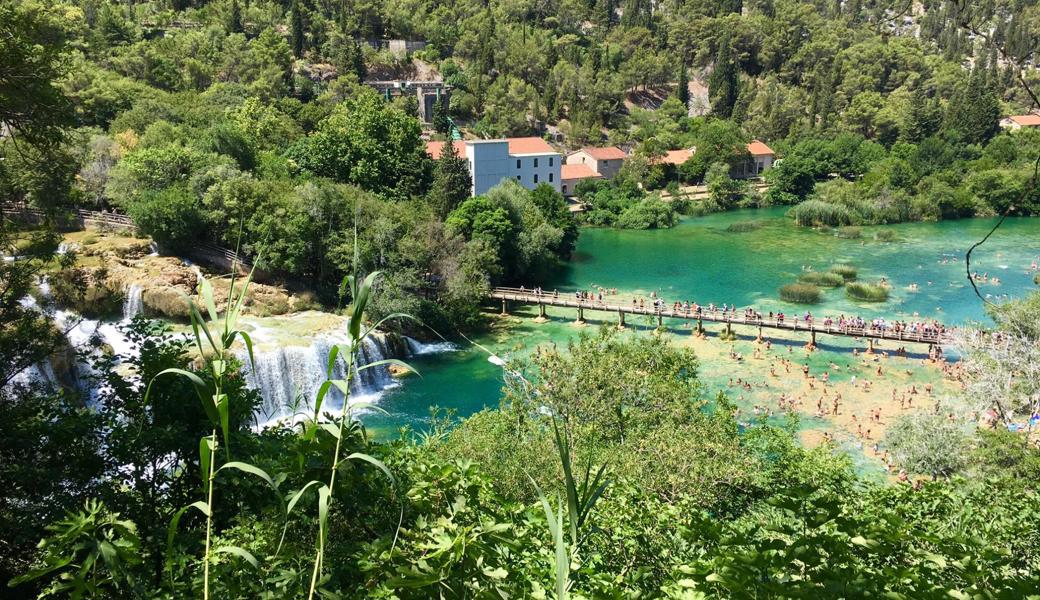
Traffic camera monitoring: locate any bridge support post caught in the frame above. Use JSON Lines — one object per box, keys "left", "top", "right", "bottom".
{"left": 756, "top": 324, "right": 763, "bottom": 343}
{"left": 575, "top": 306, "right": 585, "bottom": 325}
{"left": 807, "top": 330, "right": 817, "bottom": 351}
{"left": 617, "top": 310, "right": 625, "bottom": 329}
{"left": 866, "top": 338, "right": 875, "bottom": 354}
{"left": 657, "top": 313, "right": 663, "bottom": 328}
{"left": 696, "top": 318, "right": 704, "bottom": 337}
{"left": 537, "top": 303, "right": 547, "bottom": 320}
{"left": 500, "top": 299, "right": 508, "bottom": 316}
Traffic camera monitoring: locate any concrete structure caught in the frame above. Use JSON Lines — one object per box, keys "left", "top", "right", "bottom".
{"left": 427, "top": 137, "right": 562, "bottom": 196}
{"left": 1000, "top": 114, "right": 1040, "bottom": 130}
{"left": 366, "top": 80, "right": 449, "bottom": 123}
{"left": 565, "top": 146, "right": 627, "bottom": 179}
{"left": 560, "top": 164, "right": 602, "bottom": 196}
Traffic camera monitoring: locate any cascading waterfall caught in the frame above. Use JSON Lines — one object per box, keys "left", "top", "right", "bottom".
{"left": 122, "top": 284, "right": 144, "bottom": 320}
{"left": 405, "top": 338, "right": 459, "bottom": 356}
{"left": 245, "top": 332, "right": 400, "bottom": 423}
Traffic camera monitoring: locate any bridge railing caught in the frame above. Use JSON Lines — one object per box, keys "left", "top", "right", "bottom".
{"left": 490, "top": 288, "right": 950, "bottom": 345}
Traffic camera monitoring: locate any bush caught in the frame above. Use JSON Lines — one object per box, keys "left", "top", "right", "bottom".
{"left": 1035, "top": 273, "right": 1040, "bottom": 285}
{"left": 829, "top": 264, "right": 858, "bottom": 281}
{"left": 124, "top": 185, "right": 206, "bottom": 252}
{"left": 725, "top": 220, "right": 764, "bottom": 233}
{"left": 798, "top": 271, "right": 845, "bottom": 287}
{"left": 874, "top": 229, "right": 897, "bottom": 242}
{"left": 836, "top": 226, "right": 862, "bottom": 239}
{"left": 779, "top": 282, "right": 822, "bottom": 304}
{"left": 846, "top": 282, "right": 889, "bottom": 302}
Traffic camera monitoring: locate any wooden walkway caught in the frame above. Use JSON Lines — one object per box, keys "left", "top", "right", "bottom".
{"left": 489, "top": 287, "right": 954, "bottom": 348}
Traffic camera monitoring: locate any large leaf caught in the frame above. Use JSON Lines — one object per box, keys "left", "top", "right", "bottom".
{"left": 166, "top": 501, "right": 211, "bottom": 560}
{"left": 345, "top": 452, "right": 395, "bottom": 485}
{"left": 276, "top": 480, "right": 323, "bottom": 556}
{"left": 357, "top": 358, "right": 420, "bottom": 378}
{"left": 216, "top": 393, "right": 229, "bottom": 454}
{"left": 218, "top": 461, "right": 276, "bottom": 490}
{"left": 146, "top": 368, "right": 215, "bottom": 424}
{"left": 215, "top": 545, "right": 259, "bottom": 568}
{"left": 199, "top": 436, "right": 215, "bottom": 484}
{"left": 200, "top": 276, "right": 219, "bottom": 323}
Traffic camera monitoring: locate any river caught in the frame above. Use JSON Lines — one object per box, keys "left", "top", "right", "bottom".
{"left": 362, "top": 208, "right": 1040, "bottom": 438}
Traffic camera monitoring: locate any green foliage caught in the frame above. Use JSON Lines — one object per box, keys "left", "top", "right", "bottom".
{"left": 708, "top": 31, "right": 739, "bottom": 119}
{"left": 125, "top": 185, "right": 205, "bottom": 252}
{"left": 798, "top": 271, "right": 845, "bottom": 287}
{"left": 779, "top": 282, "right": 822, "bottom": 304}
{"left": 845, "top": 281, "right": 889, "bottom": 302}
{"left": 427, "top": 141, "right": 471, "bottom": 219}
{"left": 828, "top": 264, "right": 858, "bottom": 281}
{"left": 724, "top": 220, "right": 763, "bottom": 233}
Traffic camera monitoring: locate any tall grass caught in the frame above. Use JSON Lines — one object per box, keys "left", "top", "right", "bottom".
{"left": 836, "top": 226, "right": 862, "bottom": 239}
{"left": 846, "top": 282, "right": 889, "bottom": 302}
{"left": 779, "top": 282, "right": 822, "bottom": 304}
{"left": 874, "top": 229, "right": 897, "bottom": 242}
{"left": 829, "top": 264, "right": 858, "bottom": 281}
{"left": 798, "top": 271, "right": 845, "bottom": 288}
{"left": 788, "top": 200, "right": 856, "bottom": 227}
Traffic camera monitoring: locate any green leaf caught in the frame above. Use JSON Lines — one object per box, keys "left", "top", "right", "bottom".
{"left": 199, "top": 436, "right": 215, "bottom": 483}
{"left": 276, "top": 480, "right": 322, "bottom": 556}
{"left": 146, "top": 368, "right": 215, "bottom": 424}
{"left": 200, "top": 276, "right": 219, "bottom": 323}
{"left": 215, "top": 545, "right": 259, "bottom": 568}
{"left": 218, "top": 461, "right": 276, "bottom": 489}
{"left": 167, "top": 501, "right": 211, "bottom": 560}
{"left": 345, "top": 452, "right": 395, "bottom": 485}
{"left": 216, "top": 393, "right": 230, "bottom": 454}
{"left": 357, "top": 358, "right": 420, "bottom": 379}
{"left": 320, "top": 422, "right": 341, "bottom": 439}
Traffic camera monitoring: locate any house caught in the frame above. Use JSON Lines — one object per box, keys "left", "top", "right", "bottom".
{"left": 427, "top": 137, "right": 561, "bottom": 196}
{"left": 565, "top": 146, "right": 627, "bottom": 179}
{"left": 734, "top": 140, "right": 775, "bottom": 178}
{"left": 1000, "top": 115, "right": 1040, "bottom": 130}
{"left": 658, "top": 149, "right": 693, "bottom": 165}
{"left": 560, "top": 164, "right": 602, "bottom": 196}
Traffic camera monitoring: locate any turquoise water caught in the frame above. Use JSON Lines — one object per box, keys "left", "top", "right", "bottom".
{"left": 365, "top": 209, "right": 1040, "bottom": 436}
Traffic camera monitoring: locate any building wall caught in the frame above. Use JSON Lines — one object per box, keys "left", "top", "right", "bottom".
{"left": 510, "top": 153, "right": 561, "bottom": 193}
{"left": 464, "top": 141, "right": 562, "bottom": 196}
{"left": 733, "top": 155, "right": 774, "bottom": 179}
{"left": 566, "top": 151, "right": 623, "bottom": 179}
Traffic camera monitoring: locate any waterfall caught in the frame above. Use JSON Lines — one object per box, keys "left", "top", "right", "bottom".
{"left": 122, "top": 284, "right": 143, "bottom": 320}
{"left": 244, "top": 332, "right": 400, "bottom": 423}
{"left": 405, "top": 337, "right": 459, "bottom": 356}
{"left": 148, "top": 242, "right": 159, "bottom": 256}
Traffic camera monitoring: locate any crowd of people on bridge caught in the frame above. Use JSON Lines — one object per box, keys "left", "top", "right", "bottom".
{"left": 511, "top": 286, "right": 953, "bottom": 341}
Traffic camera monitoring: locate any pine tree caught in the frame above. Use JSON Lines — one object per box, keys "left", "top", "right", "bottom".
{"left": 946, "top": 66, "right": 1001, "bottom": 145}
{"left": 904, "top": 87, "right": 941, "bottom": 143}
{"left": 290, "top": 0, "right": 304, "bottom": 59}
{"left": 432, "top": 95, "right": 450, "bottom": 134}
{"left": 709, "top": 32, "right": 739, "bottom": 119}
{"left": 228, "top": 0, "right": 243, "bottom": 34}
{"left": 676, "top": 61, "right": 690, "bottom": 111}
{"left": 429, "top": 141, "right": 472, "bottom": 219}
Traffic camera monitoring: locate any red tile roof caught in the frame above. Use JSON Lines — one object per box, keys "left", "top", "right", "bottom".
{"left": 426, "top": 140, "right": 466, "bottom": 159}
{"left": 1009, "top": 115, "right": 1040, "bottom": 127}
{"left": 580, "top": 146, "right": 627, "bottom": 160}
{"left": 427, "top": 137, "right": 557, "bottom": 158}
{"left": 506, "top": 137, "right": 556, "bottom": 154}
{"left": 561, "top": 164, "right": 602, "bottom": 181}
{"left": 747, "top": 140, "right": 775, "bottom": 156}
{"left": 658, "top": 149, "right": 693, "bottom": 165}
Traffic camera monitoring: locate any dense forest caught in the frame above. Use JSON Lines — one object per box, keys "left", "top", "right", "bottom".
{"left": 3, "top": 0, "right": 1040, "bottom": 597}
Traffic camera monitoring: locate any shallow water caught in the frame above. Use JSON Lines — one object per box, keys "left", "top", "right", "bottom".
{"left": 363, "top": 209, "right": 1040, "bottom": 439}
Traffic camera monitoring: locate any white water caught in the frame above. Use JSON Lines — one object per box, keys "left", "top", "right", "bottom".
{"left": 406, "top": 338, "right": 459, "bottom": 355}
{"left": 123, "top": 284, "right": 143, "bottom": 320}
{"left": 244, "top": 331, "right": 400, "bottom": 423}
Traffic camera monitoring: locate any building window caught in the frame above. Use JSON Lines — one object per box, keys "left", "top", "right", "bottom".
{"left": 534, "top": 174, "right": 539, "bottom": 183}
{"left": 549, "top": 157, "right": 554, "bottom": 166}
{"left": 516, "top": 175, "right": 521, "bottom": 181}
{"left": 516, "top": 159, "right": 521, "bottom": 169}
{"left": 562, "top": 185, "right": 568, "bottom": 193}
{"left": 534, "top": 158, "right": 539, "bottom": 168}
{"left": 549, "top": 173, "right": 553, "bottom": 182}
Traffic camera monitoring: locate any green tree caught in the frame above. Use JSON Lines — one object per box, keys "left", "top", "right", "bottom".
{"left": 227, "top": 0, "right": 243, "bottom": 34}
{"left": 676, "top": 61, "right": 690, "bottom": 110}
{"left": 903, "top": 87, "right": 942, "bottom": 143}
{"left": 709, "top": 32, "right": 740, "bottom": 118}
{"left": 290, "top": 0, "right": 304, "bottom": 58}
{"left": 428, "top": 142, "right": 472, "bottom": 219}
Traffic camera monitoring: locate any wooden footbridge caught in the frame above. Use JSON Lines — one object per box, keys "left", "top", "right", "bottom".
{"left": 489, "top": 287, "right": 954, "bottom": 349}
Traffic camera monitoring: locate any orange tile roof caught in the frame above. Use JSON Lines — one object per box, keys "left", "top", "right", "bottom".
{"left": 658, "top": 149, "right": 693, "bottom": 165}
{"left": 506, "top": 137, "right": 557, "bottom": 154}
{"left": 426, "top": 140, "right": 466, "bottom": 159}
{"left": 580, "top": 146, "right": 627, "bottom": 160}
{"left": 747, "top": 140, "right": 775, "bottom": 156}
{"left": 561, "top": 164, "right": 602, "bottom": 181}
{"left": 1009, "top": 115, "right": 1040, "bottom": 127}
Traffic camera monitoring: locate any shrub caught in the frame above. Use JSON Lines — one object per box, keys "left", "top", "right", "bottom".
{"left": 829, "top": 264, "right": 858, "bottom": 281}
{"left": 779, "top": 282, "right": 822, "bottom": 304}
{"left": 725, "top": 220, "right": 763, "bottom": 233}
{"left": 798, "top": 271, "right": 845, "bottom": 287}
{"left": 1034, "top": 273, "right": 1040, "bottom": 285}
{"left": 846, "top": 282, "right": 889, "bottom": 302}
{"left": 836, "top": 226, "right": 862, "bottom": 239}
{"left": 874, "top": 229, "right": 897, "bottom": 242}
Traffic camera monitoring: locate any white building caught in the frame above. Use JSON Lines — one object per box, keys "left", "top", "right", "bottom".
{"left": 427, "top": 137, "right": 562, "bottom": 196}
{"left": 1000, "top": 114, "right": 1040, "bottom": 130}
